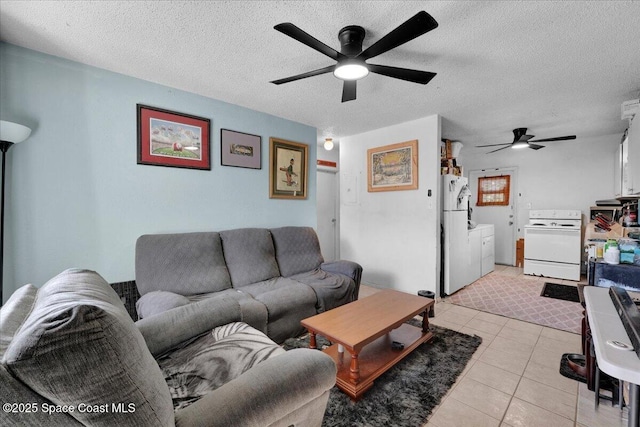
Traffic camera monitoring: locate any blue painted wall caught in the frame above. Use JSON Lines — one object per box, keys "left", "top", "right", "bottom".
{"left": 0, "top": 43, "right": 317, "bottom": 298}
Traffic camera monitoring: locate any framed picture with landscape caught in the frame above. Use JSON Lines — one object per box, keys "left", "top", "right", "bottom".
{"left": 137, "top": 104, "right": 211, "bottom": 170}
{"left": 367, "top": 139, "right": 418, "bottom": 192}
{"left": 220, "top": 128, "right": 261, "bottom": 169}
{"left": 269, "top": 137, "right": 308, "bottom": 199}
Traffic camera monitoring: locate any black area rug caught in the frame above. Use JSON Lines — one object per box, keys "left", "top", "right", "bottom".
{"left": 283, "top": 320, "right": 482, "bottom": 427}
{"left": 541, "top": 282, "right": 580, "bottom": 303}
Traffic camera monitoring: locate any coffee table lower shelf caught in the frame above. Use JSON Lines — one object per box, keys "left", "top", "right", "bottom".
{"left": 322, "top": 323, "right": 434, "bottom": 401}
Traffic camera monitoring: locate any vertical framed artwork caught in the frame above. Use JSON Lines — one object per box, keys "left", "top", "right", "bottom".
{"left": 367, "top": 139, "right": 418, "bottom": 192}
{"left": 137, "top": 104, "right": 211, "bottom": 170}
{"left": 269, "top": 137, "right": 308, "bottom": 199}
{"left": 220, "top": 129, "right": 262, "bottom": 169}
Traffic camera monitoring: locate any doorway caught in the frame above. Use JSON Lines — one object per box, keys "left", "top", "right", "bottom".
{"left": 317, "top": 169, "right": 339, "bottom": 261}
{"left": 468, "top": 168, "right": 518, "bottom": 266}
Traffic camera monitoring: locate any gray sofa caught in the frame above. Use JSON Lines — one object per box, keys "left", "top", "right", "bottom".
{"left": 134, "top": 226, "right": 362, "bottom": 343}
{"left": 1, "top": 269, "right": 337, "bottom": 427}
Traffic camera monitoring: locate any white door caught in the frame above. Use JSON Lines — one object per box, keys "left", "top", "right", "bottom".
{"left": 468, "top": 168, "right": 518, "bottom": 266}
{"left": 317, "top": 170, "right": 338, "bottom": 261}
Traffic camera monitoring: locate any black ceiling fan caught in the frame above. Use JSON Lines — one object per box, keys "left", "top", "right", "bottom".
{"left": 270, "top": 11, "right": 438, "bottom": 102}
{"left": 477, "top": 128, "right": 577, "bottom": 153}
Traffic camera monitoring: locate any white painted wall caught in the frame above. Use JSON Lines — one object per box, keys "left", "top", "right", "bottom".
{"left": 339, "top": 115, "right": 441, "bottom": 295}
{"left": 458, "top": 134, "right": 621, "bottom": 237}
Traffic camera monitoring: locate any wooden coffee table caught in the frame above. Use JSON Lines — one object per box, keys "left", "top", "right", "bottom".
{"left": 300, "top": 289, "right": 435, "bottom": 401}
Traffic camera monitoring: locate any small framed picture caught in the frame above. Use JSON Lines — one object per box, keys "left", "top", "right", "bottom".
{"left": 269, "top": 137, "right": 308, "bottom": 199}
{"left": 137, "top": 104, "right": 211, "bottom": 170}
{"left": 220, "top": 129, "right": 261, "bottom": 169}
{"left": 367, "top": 140, "right": 419, "bottom": 192}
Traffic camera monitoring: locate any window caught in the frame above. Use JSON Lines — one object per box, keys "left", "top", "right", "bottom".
{"left": 477, "top": 176, "right": 510, "bottom": 206}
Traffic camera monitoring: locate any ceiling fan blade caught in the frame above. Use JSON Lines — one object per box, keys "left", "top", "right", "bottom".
{"left": 487, "top": 146, "right": 511, "bottom": 153}
{"left": 528, "top": 144, "right": 545, "bottom": 150}
{"left": 270, "top": 65, "right": 335, "bottom": 85}
{"left": 342, "top": 80, "right": 357, "bottom": 102}
{"left": 528, "top": 135, "right": 576, "bottom": 143}
{"left": 476, "top": 143, "right": 511, "bottom": 148}
{"left": 358, "top": 11, "right": 438, "bottom": 60}
{"left": 274, "top": 23, "right": 346, "bottom": 61}
{"left": 368, "top": 64, "right": 436, "bottom": 84}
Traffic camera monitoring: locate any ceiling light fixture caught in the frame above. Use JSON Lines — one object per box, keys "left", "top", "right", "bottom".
{"left": 511, "top": 141, "right": 529, "bottom": 149}
{"left": 324, "top": 138, "right": 334, "bottom": 151}
{"left": 333, "top": 62, "right": 369, "bottom": 81}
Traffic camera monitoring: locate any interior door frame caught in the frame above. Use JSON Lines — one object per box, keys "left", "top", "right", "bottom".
{"left": 316, "top": 168, "right": 340, "bottom": 261}
{"left": 468, "top": 167, "right": 518, "bottom": 266}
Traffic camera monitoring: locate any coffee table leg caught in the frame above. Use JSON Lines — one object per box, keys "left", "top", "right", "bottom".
{"left": 309, "top": 331, "right": 317, "bottom": 349}
{"left": 422, "top": 311, "right": 430, "bottom": 333}
{"left": 350, "top": 352, "right": 360, "bottom": 384}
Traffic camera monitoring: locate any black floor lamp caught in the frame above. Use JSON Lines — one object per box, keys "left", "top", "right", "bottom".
{"left": 1, "top": 120, "right": 31, "bottom": 305}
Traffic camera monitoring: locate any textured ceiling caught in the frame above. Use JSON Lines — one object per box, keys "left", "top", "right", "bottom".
{"left": 1, "top": 1, "right": 639, "bottom": 155}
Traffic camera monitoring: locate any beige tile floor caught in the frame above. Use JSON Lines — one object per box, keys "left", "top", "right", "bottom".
{"left": 359, "top": 266, "right": 631, "bottom": 427}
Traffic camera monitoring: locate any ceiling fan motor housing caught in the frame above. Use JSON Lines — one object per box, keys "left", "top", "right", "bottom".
{"left": 513, "top": 128, "right": 528, "bottom": 141}
{"left": 338, "top": 25, "right": 365, "bottom": 56}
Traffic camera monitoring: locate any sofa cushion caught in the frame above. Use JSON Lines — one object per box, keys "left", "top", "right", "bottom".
{"left": 270, "top": 226, "right": 324, "bottom": 277}
{"left": 1, "top": 284, "right": 83, "bottom": 426}
{"left": 290, "top": 269, "right": 356, "bottom": 312}
{"left": 136, "top": 290, "right": 191, "bottom": 319}
{"left": 220, "top": 228, "right": 280, "bottom": 287}
{"left": 3, "top": 269, "right": 174, "bottom": 427}
{"left": 239, "top": 278, "right": 317, "bottom": 343}
{"left": 0, "top": 283, "right": 37, "bottom": 356}
{"left": 157, "top": 321, "right": 285, "bottom": 411}
{"left": 136, "top": 232, "right": 231, "bottom": 296}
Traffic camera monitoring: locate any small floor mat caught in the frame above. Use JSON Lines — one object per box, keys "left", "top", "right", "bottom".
{"left": 541, "top": 282, "right": 580, "bottom": 303}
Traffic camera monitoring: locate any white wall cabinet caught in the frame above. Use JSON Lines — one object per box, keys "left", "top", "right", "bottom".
{"left": 622, "top": 117, "right": 640, "bottom": 196}
{"left": 614, "top": 141, "right": 622, "bottom": 197}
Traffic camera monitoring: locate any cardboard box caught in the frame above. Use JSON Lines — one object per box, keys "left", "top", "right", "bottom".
{"left": 443, "top": 140, "right": 453, "bottom": 159}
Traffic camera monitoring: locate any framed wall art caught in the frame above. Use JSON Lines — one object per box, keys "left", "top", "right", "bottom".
{"left": 367, "top": 139, "right": 418, "bottom": 192}
{"left": 269, "top": 137, "right": 308, "bottom": 199}
{"left": 137, "top": 104, "right": 211, "bottom": 170}
{"left": 220, "top": 129, "right": 261, "bottom": 169}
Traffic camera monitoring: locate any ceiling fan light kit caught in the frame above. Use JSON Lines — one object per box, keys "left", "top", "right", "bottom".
{"left": 511, "top": 141, "right": 529, "bottom": 149}
{"left": 333, "top": 62, "right": 369, "bottom": 81}
{"left": 271, "top": 11, "right": 439, "bottom": 102}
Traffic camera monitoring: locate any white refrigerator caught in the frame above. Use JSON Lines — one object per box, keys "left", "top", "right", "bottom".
{"left": 442, "top": 174, "right": 471, "bottom": 296}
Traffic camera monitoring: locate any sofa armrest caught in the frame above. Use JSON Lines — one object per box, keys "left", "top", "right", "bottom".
{"left": 136, "top": 296, "right": 243, "bottom": 356}
{"left": 321, "top": 260, "right": 363, "bottom": 299}
{"left": 174, "top": 349, "right": 336, "bottom": 427}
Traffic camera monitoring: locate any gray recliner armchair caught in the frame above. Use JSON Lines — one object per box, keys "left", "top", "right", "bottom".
{"left": 1, "top": 269, "right": 336, "bottom": 427}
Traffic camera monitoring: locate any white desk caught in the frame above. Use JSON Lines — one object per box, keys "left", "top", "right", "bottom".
{"left": 584, "top": 286, "right": 640, "bottom": 427}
